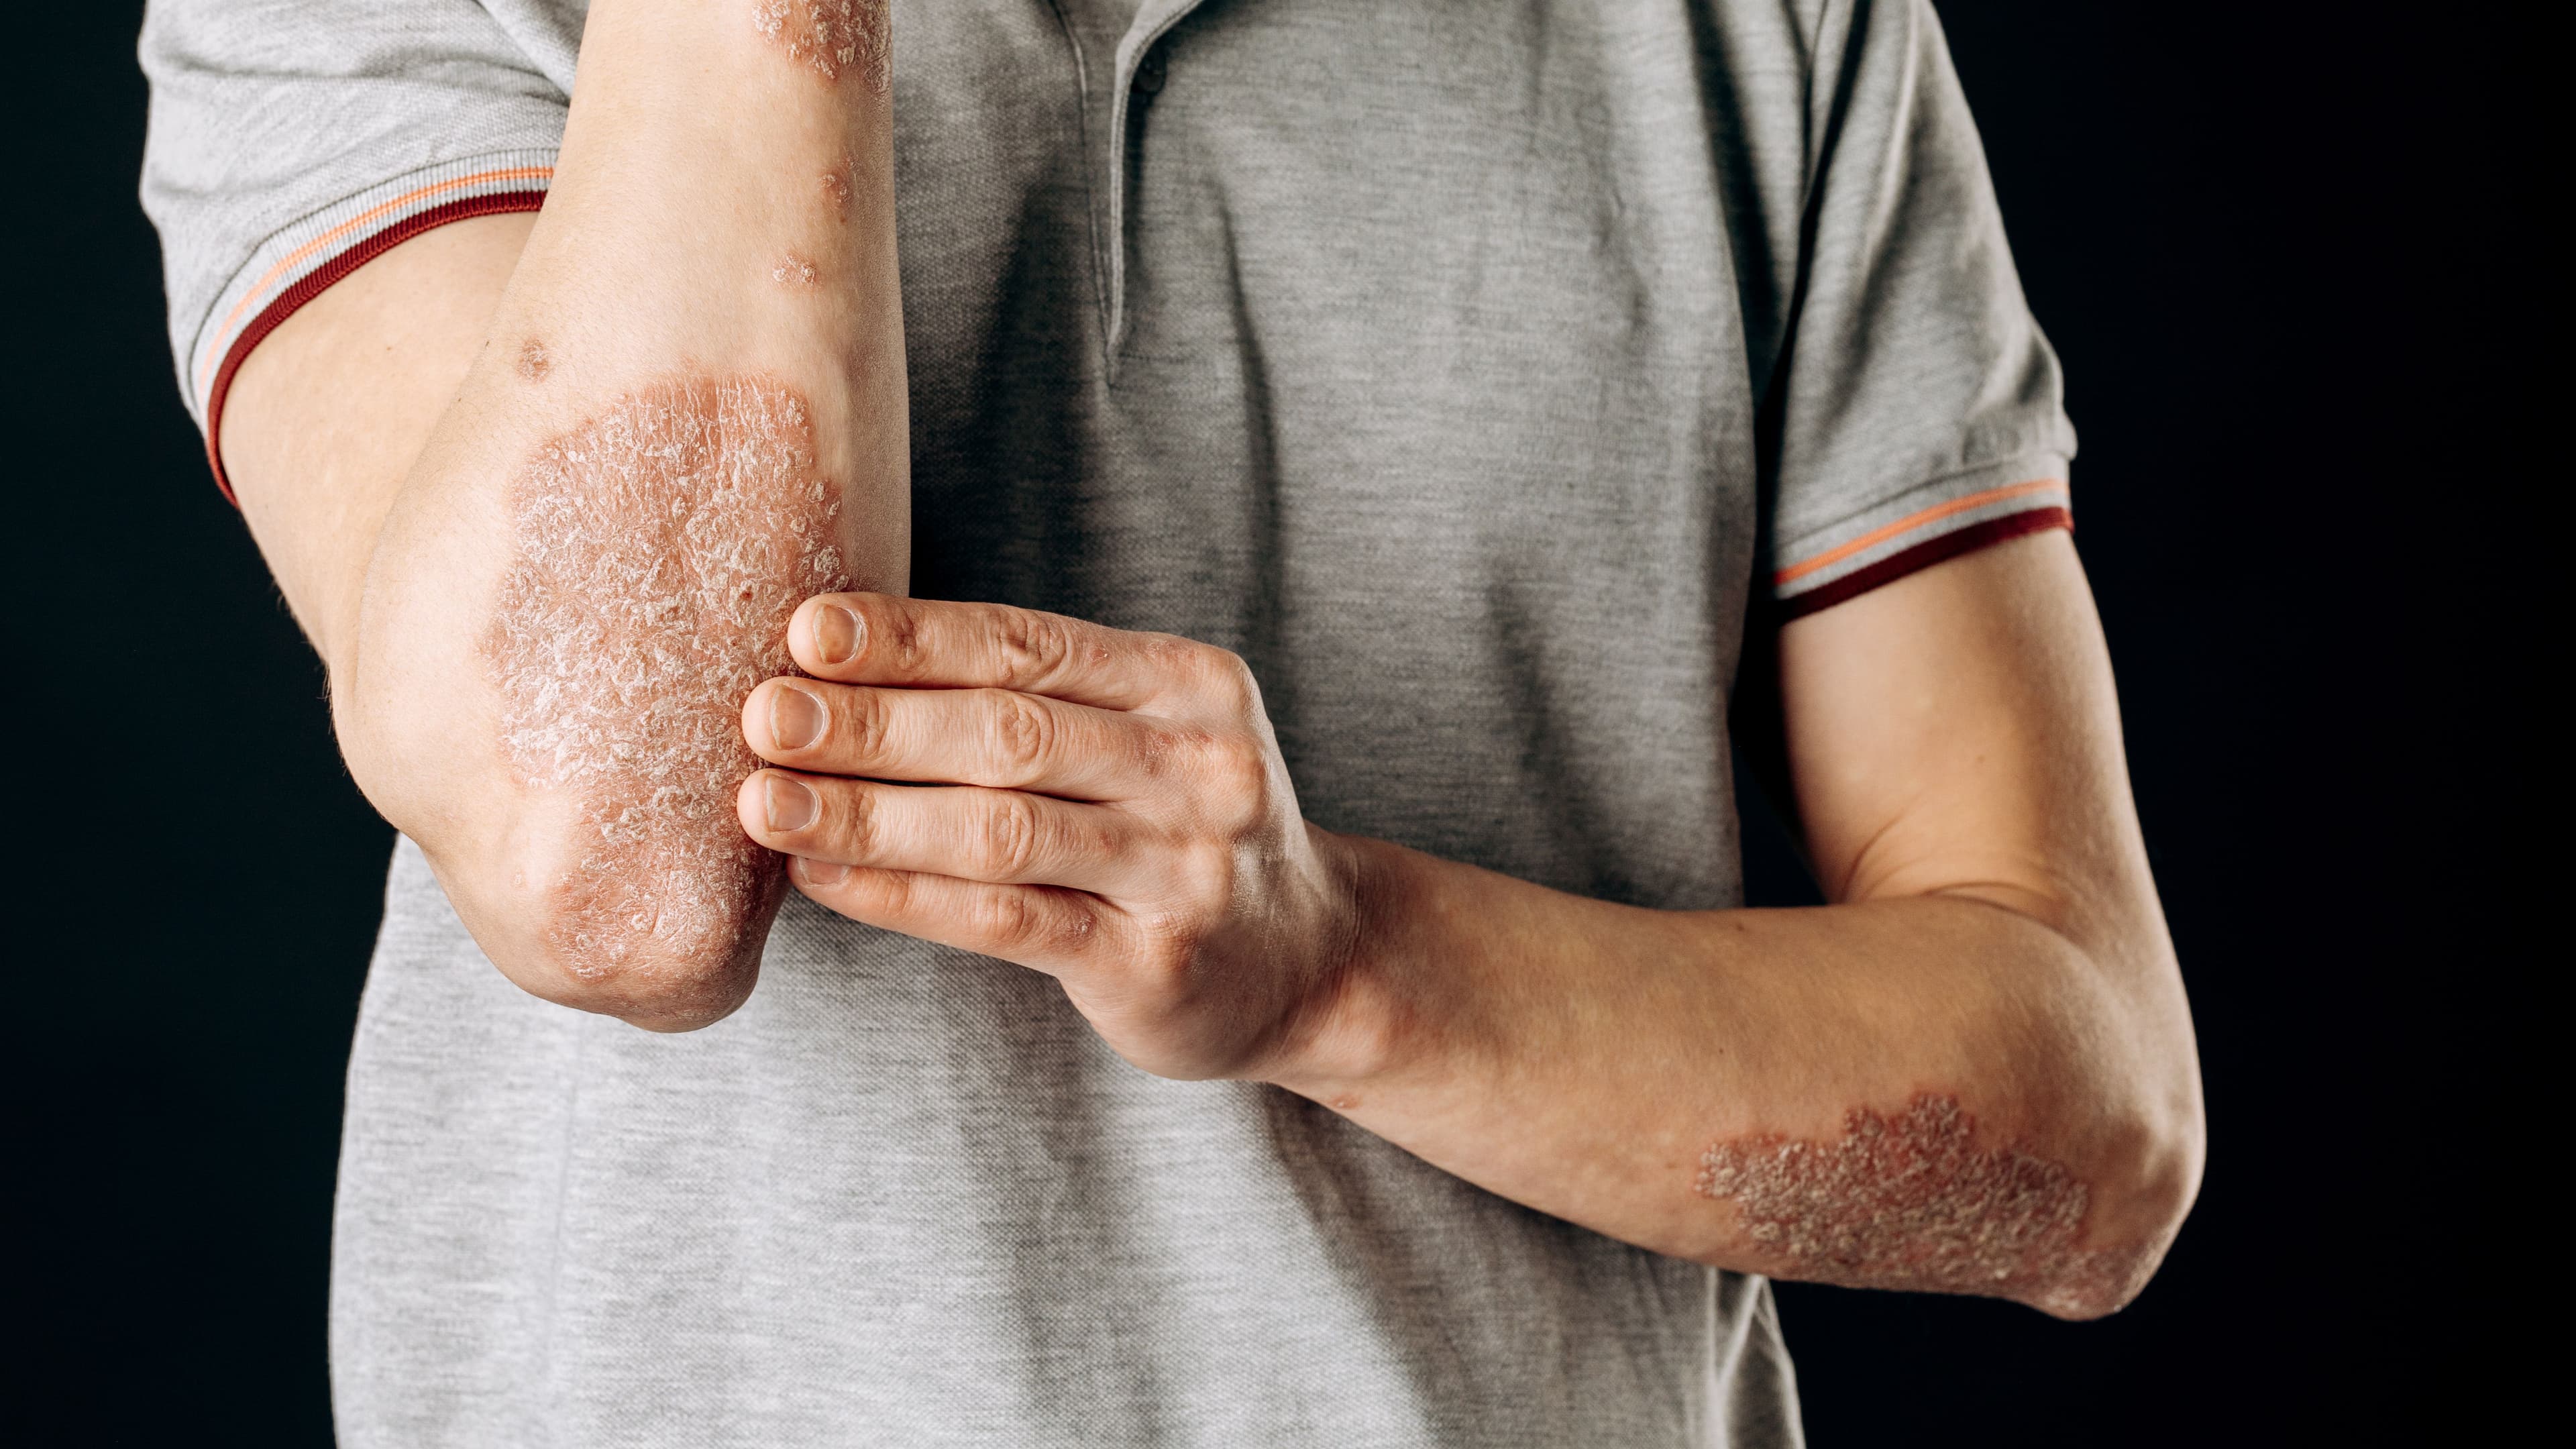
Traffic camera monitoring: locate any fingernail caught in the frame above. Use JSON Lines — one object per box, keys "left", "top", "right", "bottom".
{"left": 812, "top": 604, "right": 861, "bottom": 665}
{"left": 798, "top": 857, "right": 848, "bottom": 886}
{"left": 763, "top": 775, "right": 818, "bottom": 832}
{"left": 769, "top": 684, "right": 826, "bottom": 750}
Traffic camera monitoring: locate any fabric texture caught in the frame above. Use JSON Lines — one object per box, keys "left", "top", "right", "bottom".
{"left": 140, "top": 1, "right": 2076, "bottom": 1444}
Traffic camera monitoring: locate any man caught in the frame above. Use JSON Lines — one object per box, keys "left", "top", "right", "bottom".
{"left": 142, "top": 0, "right": 2204, "bottom": 1443}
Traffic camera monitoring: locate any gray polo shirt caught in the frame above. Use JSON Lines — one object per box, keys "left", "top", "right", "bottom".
{"left": 142, "top": 1, "right": 2076, "bottom": 1444}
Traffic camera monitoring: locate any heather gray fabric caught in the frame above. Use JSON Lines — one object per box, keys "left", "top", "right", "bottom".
{"left": 142, "top": 1, "right": 2075, "bottom": 1444}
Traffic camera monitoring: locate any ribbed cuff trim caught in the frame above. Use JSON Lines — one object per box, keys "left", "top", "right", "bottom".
{"left": 186, "top": 153, "right": 557, "bottom": 503}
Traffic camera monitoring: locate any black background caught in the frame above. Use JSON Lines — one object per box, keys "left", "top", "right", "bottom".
{"left": 7, "top": 3, "right": 2522, "bottom": 1444}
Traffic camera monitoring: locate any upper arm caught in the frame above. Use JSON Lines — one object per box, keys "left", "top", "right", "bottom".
{"left": 139, "top": 0, "right": 574, "bottom": 665}
{"left": 1776, "top": 527, "right": 2167, "bottom": 964}
{"left": 1772, "top": 522, "right": 2205, "bottom": 1274}
{"left": 221, "top": 214, "right": 539, "bottom": 669}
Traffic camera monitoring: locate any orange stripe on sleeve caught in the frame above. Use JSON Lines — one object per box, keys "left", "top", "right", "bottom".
{"left": 193, "top": 166, "right": 556, "bottom": 391}
{"left": 1773, "top": 478, "right": 2066, "bottom": 587}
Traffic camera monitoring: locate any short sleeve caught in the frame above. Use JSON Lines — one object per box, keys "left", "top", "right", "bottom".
{"left": 1760, "top": 0, "right": 2076, "bottom": 619}
{"left": 139, "top": 0, "right": 586, "bottom": 495}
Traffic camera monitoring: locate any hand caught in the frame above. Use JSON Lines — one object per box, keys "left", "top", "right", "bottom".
{"left": 735, "top": 593, "right": 1364, "bottom": 1080}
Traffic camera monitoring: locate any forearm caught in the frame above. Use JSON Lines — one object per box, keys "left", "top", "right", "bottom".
{"left": 443, "top": 0, "right": 902, "bottom": 462}
{"left": 1270, "top": 542, "right": 2205, "bottom": 1318}
{"left": 231, "top": 0, "right": 906, "bottom": 1028}
{"left": 1277, "top": 841, "right": 2200, "bottom": 1318}
{"left": 696, "top": 537, "right": 2198, "bottom": 1313}
{"left": 229, "top": 3, "right": 903, "bottom": 678}
{"left": 374, "top": 0, "right": 905, "bottom": 612}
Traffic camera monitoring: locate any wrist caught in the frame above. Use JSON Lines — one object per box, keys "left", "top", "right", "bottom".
{"left": 1265, "top": 833, "right": 1446, "bottom": 1102}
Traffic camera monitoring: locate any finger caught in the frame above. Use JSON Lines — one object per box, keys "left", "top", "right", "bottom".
{"left": 738, "top": 769, "right": 1146, "bottom": 894}
{"left": 786, "top": 857, "right": 1111, "bottom": 975}
{"left": 788, "top": 592, "right": 1244, "bottom": 716}
{"left": 743, "top": 676, "right": 1199, "bottom": 800}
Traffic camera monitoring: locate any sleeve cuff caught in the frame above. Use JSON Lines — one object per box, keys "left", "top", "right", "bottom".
{"left": 186, "top": 151, "right": 557, "bottom": 504}
{"left": 1768, "top": 458, "right": 2072, "bottom": 621}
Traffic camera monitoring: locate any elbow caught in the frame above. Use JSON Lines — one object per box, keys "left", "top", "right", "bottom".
{"left": 2025, "top": 1085, "right": 2206, "bottom": 1322}
{"left": 343, "top": 731, "right": 787, "bottom": 1031}
{"left": 520, "top": 900, "right": 777, "bottom": 1034}
{"left": 428, "top": 796, "right": 789, "bottom": 1033}
{"left": 515, "top": 848, "right": 786, "bottom": 1032}
{"left": 333, "top": 453, "right": 808, "bottom": 1033}
{"left": 2003, "top": 910, "right": 2205, "bottom": 1322}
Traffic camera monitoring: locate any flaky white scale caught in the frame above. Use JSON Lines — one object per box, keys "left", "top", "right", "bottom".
{"left": 1697, "top": 1093, "right": 2167, "bottom": 1318}
{"left": 751, "top": 0, "right": 891, "bottom": 94}
{"left": 482, "top": 376, "right": 851, "bottom": 985}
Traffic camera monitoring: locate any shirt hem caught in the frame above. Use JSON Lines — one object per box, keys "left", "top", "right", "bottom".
{"left": 1768, "top": 451, "right": 2072, "bottom": 607}
{"left": 1771, "top": 506, "right": 2072, "bottom": 621}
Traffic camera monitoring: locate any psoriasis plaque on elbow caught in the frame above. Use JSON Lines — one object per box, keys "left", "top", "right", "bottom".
{"left": 1696, "top": 1093, "right": 2167, "bottom": 1318}
{"left": 480, "top": 376, "right": 851, "bottom": 987}
{"left": 752, "top": 0, "right": 890, "bottom": 93}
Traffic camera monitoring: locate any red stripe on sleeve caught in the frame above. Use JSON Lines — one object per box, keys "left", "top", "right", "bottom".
{"left": 1772, "top": 507, "right": 2072, "bottom": 622}
{"left": 200, "top": 189, "right": 549, "bottom": 505}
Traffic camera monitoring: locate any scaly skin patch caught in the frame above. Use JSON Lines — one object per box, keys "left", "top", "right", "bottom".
{"left": 1696, "top": 1093, "right": 2167, "bottom": 1317}
{"left": 481, "top": 376, "right": 850, "bottom": 999}
{"left": 751, "top": 0, "right": 890, "bottom": 93}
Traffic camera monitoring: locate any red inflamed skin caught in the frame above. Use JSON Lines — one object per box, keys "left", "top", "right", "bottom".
{"left": 481, "top": 376, "right": 851, "bottom": 1020}
{"left": 222, "top": 0, "right": 909, "bottom": 1032}
{"left": 1696, "top": 1093, "right": 2170, "bottom": 1319}
{"left": 214, "top": 0, "right": 2201, "bottom": 1321}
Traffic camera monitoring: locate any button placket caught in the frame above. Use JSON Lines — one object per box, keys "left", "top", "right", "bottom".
{"left": 1101, "top": 0, "right": 1203, "bottom": 375}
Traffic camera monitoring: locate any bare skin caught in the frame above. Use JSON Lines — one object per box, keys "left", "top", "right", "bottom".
{"left": 224, "top": 0, "right": 905, "bottom": 1029}
{"left": 222, "top": 1, "right": 2198, "bottom": 1317}
{"left": 725, "top": 538, "right": 2201, "bottom": 1318}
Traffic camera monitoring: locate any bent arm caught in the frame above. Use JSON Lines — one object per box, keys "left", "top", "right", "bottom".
{"left": 1281, "top": 531, "right": 2204, "bottom": 1318}
{"left": 223, "top": 214, "right": 537, "bottom": 677}
{"left": 222, "top": 0, "right": 907, "bottom": 1028}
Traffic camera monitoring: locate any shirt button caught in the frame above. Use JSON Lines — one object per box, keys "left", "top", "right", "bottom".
{"left": 1136, "top": 54, "right": 1169, "bottom": 98}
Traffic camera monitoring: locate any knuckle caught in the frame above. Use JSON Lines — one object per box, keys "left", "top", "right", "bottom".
{"left": 839, "top": 688, "right": 896, "bottom": 763}
{"left": 1201, "top": 735, "right": 1275, "bottom": 816}
{"left": 991, "top": 607, "right": 1073, "bottom": 684}
{"left": 1136, "top": 633, "right": 1194, "bottom": 684}
{"left": 967, "top": 887, "right": 1074, "bottom": 953}
{"left": 1132, "top": 908, "right": 1205, "bottom": 982}
{"left": 830, "top": 786, "right": 879, "bottom": 860}
{"left": 973, "top": 792, "right": 1044, "bottom": 879}
{"left": 979, "top": 690, "right": 1055, "bottom": 780}
{"left": 1135, "top": 723, "right": 1186, "bottom": 778}
{"left": 967, "top": 887, "right": 1034, "bottom": 945}
{"left": 841, "top": 865, "right": 921, "bottom": 923}
{"left": 1197, "top": 648, "right": 1260, "bottom": 712}
{"left": 873, "top": 599, "right": 930, "bottom": 674}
